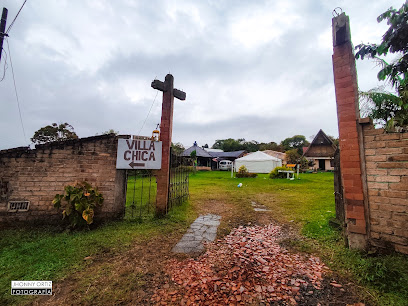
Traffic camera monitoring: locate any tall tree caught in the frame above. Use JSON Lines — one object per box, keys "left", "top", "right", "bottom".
{"left": 259, "top": 141, "right": 284, "bottom": 152}
{"left": 280, "top": 135, "right": 309, "bottom": 154}
{"left": 31, "top": 123, "right": 78, "bottom": 145}
{"left": 212, "top": 138, "right": 245, "bottom": 152}
{"left": 355, "top": 1, "right": 408, "bottom": 130}
{"left": 171, "top": 142, "right": 185, "bottom": 155}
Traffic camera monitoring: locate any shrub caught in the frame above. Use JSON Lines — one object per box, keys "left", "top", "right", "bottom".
{"left": 236, "top": 172, "right": 258, "bottom": 178}
{"left": 236, "top": 165, "right": 258, "bottom": 178}
{"left": 269, "top": 166, "right": 293, "bottom": 179}
{"left": 53, "top": 181, "right": 104, "bottom": 228}
{"left": 238, "top": 165, "right": 248, "bottom": 174}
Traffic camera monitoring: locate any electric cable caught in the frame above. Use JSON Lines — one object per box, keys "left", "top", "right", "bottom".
{"left": 6, "top": 0, "right": 28, "bottom": 34}
{"left": 137, "top": 81, "right": 159, "bottom": 136}
{"left": 6, "top": 38, "right": 27, "bottom": 143}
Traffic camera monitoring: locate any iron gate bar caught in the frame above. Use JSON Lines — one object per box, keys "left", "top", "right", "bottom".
{"left": 125, "top": 169, "right": 156, "bottom": 219}
{"left": 167, "top": 150, "right": 189, "bottom": 212}
{"left": 140, "top": 174, "right": 143, "bottom": 218}
{"left": 124, "top": 151, "right": 188, "bottom": 218}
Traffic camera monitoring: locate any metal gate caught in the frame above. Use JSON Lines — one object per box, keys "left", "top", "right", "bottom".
{"left": 167, "top": 149, "right": 189, "bottom": 213}
{"left": 124, "top": 150, "right": 189, "bottom": 218}
{"left": 125, "top": 169, "right": 156, "bottom": 220}
{"left": 334, "top": 148, "right": 345, "bottom": 225}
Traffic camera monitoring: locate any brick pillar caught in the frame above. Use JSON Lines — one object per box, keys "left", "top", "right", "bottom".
{"left": 332, "top": 13, "right": 368, "bottom": 250}
{"left": 156, "top": 74, "right": 174, "bottom": 216}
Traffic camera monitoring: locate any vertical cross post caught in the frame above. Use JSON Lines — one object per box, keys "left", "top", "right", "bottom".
{"left": 151, "top": 74, "right": 186, "bottom": 216}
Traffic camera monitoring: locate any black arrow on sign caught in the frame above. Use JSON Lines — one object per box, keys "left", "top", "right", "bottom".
{"left": 129, "top": 162, "right": 145, "bottom": 168}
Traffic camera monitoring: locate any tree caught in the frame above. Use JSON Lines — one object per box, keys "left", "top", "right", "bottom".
{"left": 242, "top": 140, "right": 259, "bottom": 152}
{"left": 31, "top": 123, "right": 78, "bottom": 145}
{"left": 96, "top": 129, "right": 118, "bottom": 136}
{"left": 355, "top": 1, "right": 408, "bottom": 130}
{"left": 212, "top": 138, "right": 245, "bottom": 152}
{"left": 259, "top": 141, "right": 284, "bottom": 152}
{"left": 280, "top": 135, "right": 309, "bottom": 154}
{"left": 285, "top": 149, "right": 300, "bottom": 164}
{"left": 171, "top": 142, "right": 185, "bottom": 155}
{"left": 359, "top": 89, "right": 404, "bottom": 126}
{"left": 327, "top": 135, "right": 339, "bottom": 147}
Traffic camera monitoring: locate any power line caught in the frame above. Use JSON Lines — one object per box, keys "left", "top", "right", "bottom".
{"left": 137, "top": 90, "right": 159, "bottom": 136}
{"left": 6, "top": 0, "right": 27, "bottom": 34}
{"left": 6, "top": 38, "right": 27, "bottom": 143}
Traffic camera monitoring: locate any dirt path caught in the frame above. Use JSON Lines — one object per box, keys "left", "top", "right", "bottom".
{"left": 33, "top": 199, "right": 363, "bottom": 305}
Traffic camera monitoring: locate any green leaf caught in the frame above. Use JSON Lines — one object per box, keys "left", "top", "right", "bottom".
{"left": 82, "top": 208, "right": 94, "bottom": 224}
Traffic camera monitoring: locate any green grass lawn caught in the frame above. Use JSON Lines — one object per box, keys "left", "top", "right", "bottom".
{"left": 0, "top": 202, "right": 193, "bottom": 306}
{"left": 1, "top": 171, "right": 407, "bottom": 305}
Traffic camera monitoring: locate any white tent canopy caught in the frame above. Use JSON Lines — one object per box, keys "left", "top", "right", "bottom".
{"left": 234, "top": 151, "right": 282, "bottom": 174}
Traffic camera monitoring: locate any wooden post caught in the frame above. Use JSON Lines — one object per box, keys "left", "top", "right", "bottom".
{"left": 0, "top": 8, "right": 8, "bottom": 63}
{"left": 151, "top": 74, "right": 186, "bottom": 216}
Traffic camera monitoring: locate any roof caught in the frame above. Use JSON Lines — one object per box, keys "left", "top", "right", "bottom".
{"left": 181, "top": 145, "right": 212, "bottom": 158}
{"left": 235, "top": 151, "right": 281, "bottom": 162}
{"left": 204, "top": 148, "right": 224, "bottom": 153}
{"left": 262, "top": 150, "right": 286, "bottom": 161}
{"left": 210, "top": 150, "right": 246, "bottom": 159}
{"left": 303, "top": 129, "right": 337, "bottom": 157}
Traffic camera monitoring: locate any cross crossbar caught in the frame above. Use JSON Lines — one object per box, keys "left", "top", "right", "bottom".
{"left": 151, "top": 78, "right": 186, "bottom": 101}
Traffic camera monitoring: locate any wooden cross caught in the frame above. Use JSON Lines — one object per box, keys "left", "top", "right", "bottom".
{"left": 151, "top": 77, "right": 186, "bottom": 100}
{"left": 151, "top": 74, "right": 186, "bottom": 216}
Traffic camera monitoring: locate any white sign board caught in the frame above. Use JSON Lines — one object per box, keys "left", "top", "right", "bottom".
{"left": 116, "top": 139, "right": 162, "bottom": 170}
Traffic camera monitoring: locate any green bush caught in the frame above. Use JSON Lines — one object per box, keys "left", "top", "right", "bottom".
{"left": 269, "top": 166, "right": 293, "bottom": 179}
{"left": 236, "top": 165, "right": 257, "bottom": 178}
{"left": 53, "top": 181, "right": 104, "bottom": 228}
{"left": 236, "top": 172, "right": 258, "bottom": 178}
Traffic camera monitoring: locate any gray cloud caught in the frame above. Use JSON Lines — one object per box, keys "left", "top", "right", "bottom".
{"left": 0, "top": 0, "right": 402, "bottom": 150}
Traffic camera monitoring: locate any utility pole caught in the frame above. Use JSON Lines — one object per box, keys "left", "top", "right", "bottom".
{"left": 0, "top": 7, "right": 8, "bottom": 63}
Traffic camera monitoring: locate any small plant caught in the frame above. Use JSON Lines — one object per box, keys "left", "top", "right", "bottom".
{"left": 238, "top": 165, "right": 248, "bottom": 174}
{"left": 269, "top": 166, "right": 292, "bottom": 179}
{"left": 236, "top": 165, "right": 258, "bottom": 178}
{"left": 53, "top": 181, "right": 104, "bottom": 228}
{"left": 354, "top": 256, "right": 406, "bottom": 293}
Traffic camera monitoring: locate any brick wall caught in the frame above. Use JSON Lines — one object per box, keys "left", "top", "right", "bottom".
{"left": 362, "top": 124, "right": 408, "bottom": 254}
{"left": 0, "top": 134, "right": 127, "bottom": 226}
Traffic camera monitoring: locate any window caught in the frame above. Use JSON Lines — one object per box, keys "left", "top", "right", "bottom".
{"left": 7, "top": 201, "right": 30, "bottom": 212}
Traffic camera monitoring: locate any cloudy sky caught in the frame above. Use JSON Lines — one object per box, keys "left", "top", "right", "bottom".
{"left": 0, "top": 0, "right": 402, "bottom": 150}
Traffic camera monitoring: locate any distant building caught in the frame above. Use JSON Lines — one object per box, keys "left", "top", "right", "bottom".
{"left": 302, "top": 129, "right": 337, "bottom": 171}
{"left": 204, "top": 148, "right": 224, "bottom": 153}
{"left": 182, "top": 143, "right": 246, "bottom": 170}
{"left": 209, "top": 150, "right": 246, "bottom": 169}
{"left": 262, "top": 150, "right": 286, "bottom": 165}
{"left": 181, "top": 142, "right": 213, "bottom": 168}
